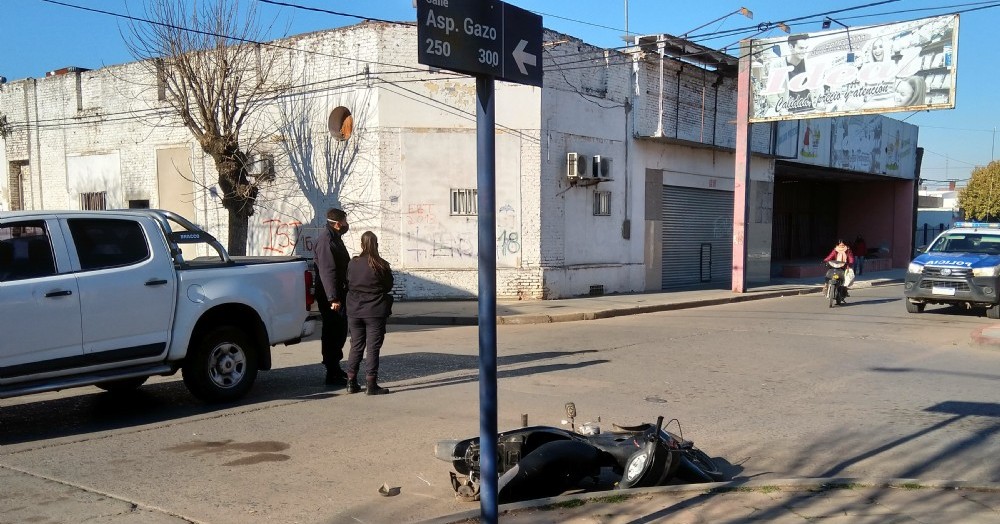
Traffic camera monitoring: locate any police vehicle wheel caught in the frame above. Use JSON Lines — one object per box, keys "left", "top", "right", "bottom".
{"left": 988, "top": 305, "right": 1000, "bottom": 319}
{"left": 905, "top": 300, "right": 925, "bottom": 314}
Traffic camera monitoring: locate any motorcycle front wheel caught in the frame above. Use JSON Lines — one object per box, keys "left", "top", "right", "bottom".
{"left": 827, "top": 283, "right": 836, "bottom": 308}
{"left": 676, "top": 448, "right": 723, "bottom": 482}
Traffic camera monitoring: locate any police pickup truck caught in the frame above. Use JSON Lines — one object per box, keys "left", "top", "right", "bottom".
{"left": 1, "top": 210, "right": 315, "bottom": 403}
{"left": 904, "top": 222, "right": 1000, "bottom": 318}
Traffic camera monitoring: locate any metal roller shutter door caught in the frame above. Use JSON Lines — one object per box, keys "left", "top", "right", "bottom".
{"left": 661, "top": 185, "right": 733, "bottom": 289}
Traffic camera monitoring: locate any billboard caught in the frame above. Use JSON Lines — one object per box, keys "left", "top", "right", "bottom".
{"left": 749, "top": 14, "right": 958, "bottom": 122}
{"left": 773, "top": 115, "right": 919, "bottom": 179}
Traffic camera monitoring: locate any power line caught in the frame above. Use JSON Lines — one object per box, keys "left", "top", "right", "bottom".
{"left": 3, "top": 68, "right": 438, "bottom": 130}
{"left": 255, "top": 0, "right": 409, "bottom": 25}
{"left": 914, "top": 124, "right": 1000, "bottom": 133}
{"left": 541, "top": 0, "right": 979, "bottom": 76}
{"left": 21, "top": 0, "right": 998, "bottom": 148}
{"left": 922, "top": 148, "right": 986, "bottom": 167}
{"left": 37, "top": 0, "right": 449, "bottom": 76}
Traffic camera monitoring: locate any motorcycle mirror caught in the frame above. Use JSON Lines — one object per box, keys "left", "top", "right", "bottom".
{"left": 565, "top": 402, "right": 577, "bottom": 419}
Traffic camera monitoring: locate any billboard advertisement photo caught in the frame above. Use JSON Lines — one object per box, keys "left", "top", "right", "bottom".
{"left": 749, "top": 14, "right": 959, "bottom": 122}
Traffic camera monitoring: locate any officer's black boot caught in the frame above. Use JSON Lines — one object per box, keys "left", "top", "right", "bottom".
{"left": 366, "top": 377, "right": 390, "bottom": 395}
{"left": 325, "top": 367, "right": 347, "bottom": 386}
{"left": 346, "top": 374, "right": 362, "bottom": 394}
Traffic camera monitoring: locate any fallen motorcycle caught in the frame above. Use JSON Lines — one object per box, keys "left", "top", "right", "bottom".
{"left": 434, "top": 403, "right": 723, "bottom": 503}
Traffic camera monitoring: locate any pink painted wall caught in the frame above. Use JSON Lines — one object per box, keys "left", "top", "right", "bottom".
{"left": 837, "top": 179, "right": 914, "bottom": 267}
{"left": 893, "top": 180, "right": 916, "bottom": 266}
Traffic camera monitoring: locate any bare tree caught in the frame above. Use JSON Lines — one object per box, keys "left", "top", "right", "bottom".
{"left": 273, "top": 89, "right": 379, "bottom": 221}
{"left": 125, "top": 0, "right": 281, "bottom": 255}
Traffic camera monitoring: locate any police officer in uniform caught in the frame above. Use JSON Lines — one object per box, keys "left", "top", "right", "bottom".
{"left": 313, "top": 208, "right": 351, "bottom": 386}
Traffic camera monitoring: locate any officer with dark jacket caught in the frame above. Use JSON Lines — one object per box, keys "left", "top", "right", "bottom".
{"left": 313, "top": 208, "right": 351, "bottom": 386}
{"left": 345, "top": 231, "right": 394, "bottom": 395}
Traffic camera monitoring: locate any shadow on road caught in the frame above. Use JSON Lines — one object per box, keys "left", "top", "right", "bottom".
{"left": 0, "top": 350, "right": 602, "bottom": 446}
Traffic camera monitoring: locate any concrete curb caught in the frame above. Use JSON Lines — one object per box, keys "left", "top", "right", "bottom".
{"left": 388, "top": 278, "right": 902, "bottom": 326}
{"left": 387, "top": 316, "right": 477, "bottom": 326}
{"left": 417, "top": 477, "right": 1000, "bottom": 524}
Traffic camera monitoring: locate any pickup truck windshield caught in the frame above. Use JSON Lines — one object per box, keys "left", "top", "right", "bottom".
{"left": 928, "top": 233, "right": 1000, "bottom": 255}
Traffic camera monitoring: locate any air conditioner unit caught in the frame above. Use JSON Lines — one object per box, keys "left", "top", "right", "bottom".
{"left": 593, "top": 155, "right": 612, "bottom": 178}
{"left": 567, "top": 152, "right": 593, "bottom": 180}
{"left": 249, "top": 153, "right": 276, "bottom": 182}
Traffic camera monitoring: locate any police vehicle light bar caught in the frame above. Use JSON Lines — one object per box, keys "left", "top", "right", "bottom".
{"left": 953, "top": 222, "right": 1000, "bottom": 229}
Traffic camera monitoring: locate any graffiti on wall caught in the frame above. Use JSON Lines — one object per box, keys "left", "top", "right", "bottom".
{"left": 405, "top": 203, "right": 438, "bottom": 226}
{"left": 403, "top": 201, "right": 521, "bottom": 267}
{"left": 258, "top": 218, "right": 318, "bottom": 256}
{"left": 405, "top": 228, "right": 476, "bottom": 261}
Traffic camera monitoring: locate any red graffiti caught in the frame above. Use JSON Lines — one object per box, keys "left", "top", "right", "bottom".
{"left": 262, "top": 219, "right": 313, "bottom": 254}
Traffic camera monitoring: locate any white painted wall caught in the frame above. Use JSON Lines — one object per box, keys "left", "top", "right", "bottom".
{"left": 66, "top": 152, "right": 123, "bottom": 208}
{"left": 398, "top": 130, "right": 522, "bottom": 269}
{"left": 0, "top": 136, "right": 8, "bottom": 211}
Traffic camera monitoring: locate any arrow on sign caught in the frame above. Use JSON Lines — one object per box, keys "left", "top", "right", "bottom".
{"left": 512, "top": 39, "right": 537, "bottom": 75}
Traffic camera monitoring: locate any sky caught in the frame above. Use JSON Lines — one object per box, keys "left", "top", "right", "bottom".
{"left": 1, "top": 0, "right": 998, "bottom": 188}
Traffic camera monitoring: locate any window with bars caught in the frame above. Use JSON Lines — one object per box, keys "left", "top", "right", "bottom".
{"left": 80, "top": 192, "right": 107, "bottom": 211}
{"left": 450, "top": 188, "right": 478, "bottom": 216}
{"left": 593, "top": 191, "right": 611, "bottom": 216}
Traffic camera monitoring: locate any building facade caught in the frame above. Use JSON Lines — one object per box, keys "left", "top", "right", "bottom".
{"left": 0, "top": 22, "right": 919, "bottom": 299}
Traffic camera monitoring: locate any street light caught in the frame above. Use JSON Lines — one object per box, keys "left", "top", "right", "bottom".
{"left": 822, "top": 16, "right": 855, "bottom": 63}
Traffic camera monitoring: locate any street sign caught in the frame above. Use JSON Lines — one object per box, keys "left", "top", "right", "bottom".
{"left": 417, "top": 0, "right": 543, "bottom": 87}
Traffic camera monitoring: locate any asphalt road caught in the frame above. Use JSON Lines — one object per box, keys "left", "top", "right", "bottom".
{"left": 2, "top": 284, "right": 999, "bottom": 524}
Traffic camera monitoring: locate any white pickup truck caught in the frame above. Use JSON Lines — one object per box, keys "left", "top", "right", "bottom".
{"left": 0, "top": 210, "right": 315, "bottom": 403}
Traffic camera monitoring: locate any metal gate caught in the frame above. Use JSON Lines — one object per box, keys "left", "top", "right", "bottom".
{"left": 661, "top": 185, "right": 733, "bottom": 289}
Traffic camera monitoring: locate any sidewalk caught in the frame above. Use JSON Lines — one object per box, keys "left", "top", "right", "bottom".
{"left": 421, "top": 478, "right": 1000, "bottom": 523}
{"left": 390, "top": 268, "right": 906, "bottom": 326}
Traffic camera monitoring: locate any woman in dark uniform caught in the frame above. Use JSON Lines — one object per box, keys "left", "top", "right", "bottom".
{"left": 345, "top": 231, "right": 394, "bottom": 395}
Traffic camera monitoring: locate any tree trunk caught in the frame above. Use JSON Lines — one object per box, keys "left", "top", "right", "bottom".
{"left": 228, "top": 210, "right": 250, "bottom": 257}
{"left": 207, "top": 140, "right": 257, "bottom": 256}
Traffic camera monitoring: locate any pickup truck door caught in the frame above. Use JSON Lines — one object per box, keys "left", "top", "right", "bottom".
{"left": 63, "top": 217, "right": 176, "bottom": 362}
{"left": 0, "top": 218, "right": 83, "bottom": 380}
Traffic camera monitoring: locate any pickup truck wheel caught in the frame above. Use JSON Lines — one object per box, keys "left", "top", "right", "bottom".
{"left": 96, "top": 376, "right": 148, "bottom": 393}
{"left": 183, "top": 326, "right": 259, "bottom": 403}
{"left": 988, "top": 305, "right": 1000, "bottom": 319}
{"left": 905, "top": 300, "right": 925, "bottom": 314}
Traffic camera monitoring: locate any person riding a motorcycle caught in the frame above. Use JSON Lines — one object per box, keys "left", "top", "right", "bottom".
{"left": 823, "top": 240, "right": 855, "bottom": 297}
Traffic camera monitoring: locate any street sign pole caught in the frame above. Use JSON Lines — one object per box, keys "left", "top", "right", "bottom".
{"left": 476, "top": 74, "right": 499, "bottom": 523}
{"left": 416, "top": 3, "right": 540, "bottom": 519}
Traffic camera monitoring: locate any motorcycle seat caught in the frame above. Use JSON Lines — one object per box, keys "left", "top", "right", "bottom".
{"left": 588, "top": 433, "right": 642, "bottom": 468}
{"left": 611, "top": 422, "right": 651, "bottom": 432}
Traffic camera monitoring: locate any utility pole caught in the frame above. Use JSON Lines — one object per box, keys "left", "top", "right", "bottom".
{"left": 624, "top": 0, "right": 629, "bottom": 42}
